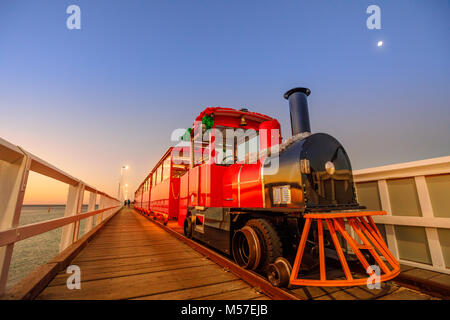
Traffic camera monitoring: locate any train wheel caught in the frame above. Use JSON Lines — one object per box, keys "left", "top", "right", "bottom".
{"left": 246, "top": 219, "right": 282, "bottom": 272}
{"left": 267, "top": 257, "right": 292, "bottom": 288}
{"left": 184, "top": 216, "right": 193, "bottom": 239}
{"left": 232, "top": 226, "right": 261, "bottom": 270}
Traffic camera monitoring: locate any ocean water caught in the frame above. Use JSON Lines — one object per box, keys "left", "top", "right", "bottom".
{"left": 6, "top": 204, "right": 91, "bottom": 290}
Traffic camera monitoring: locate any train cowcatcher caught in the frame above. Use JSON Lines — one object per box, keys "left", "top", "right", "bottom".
{"left": 134, "top": 87, "right": 400, "bottom": 288}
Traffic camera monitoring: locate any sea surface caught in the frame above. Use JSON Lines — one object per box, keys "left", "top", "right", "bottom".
{"left": 6, "top": 204, "right": 93, "bottom": 290}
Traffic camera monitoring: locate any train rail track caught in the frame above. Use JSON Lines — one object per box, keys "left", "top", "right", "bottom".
{"left": 140, "top": 212, "right": 301, "bottom": 300}
{"left": 139, "top": 211, "right": 439, "bottom": 301}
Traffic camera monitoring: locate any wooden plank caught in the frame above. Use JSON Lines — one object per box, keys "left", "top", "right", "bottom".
{"left": 250, "top": 296, "right": 272, "bottom": 300}
{"left": 48, "top": 258, "right": 212, "bottom": 286}
{"left": 73, "top": 245, "right": 190, "bottom": 262}
{"left": 4, "top": 209, "right": 118, "bottom": 300}
{"left": 71, "top": 250, "right": 203, "bottom": 269}
{"left": 290, "top": 286, "right": 342, "bottom": 300}
{"left": 196, "top": 287, "right": 263, "bottom": 300}
{"left": 37, "top": 264, "right": 239, "bottom": 300}
{"left": 133, "top": 280, "right": 248, "bottom": 300}
{"left": 379, "top": 287, "right": 438, "bottom": 300}
{"left": 86, "top": 239, "right": 180, "bottom": 249}
{"left": 36, "top": 208, "right": 267, "bottom": 300}
{"left": 4, "top": 263, "right": 59, "bottom": 300}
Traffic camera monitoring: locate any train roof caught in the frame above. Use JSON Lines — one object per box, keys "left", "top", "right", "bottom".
{"left": 137, "top": 147, "right": 173, "bottom": 190}
{"left": 136, "top": 108, "right": 274, "bottom": 192}
{"left": 194, "top": 107, "right": 274, "bottom": 124}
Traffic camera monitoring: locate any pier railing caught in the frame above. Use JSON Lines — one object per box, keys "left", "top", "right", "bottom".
{"left": 0, "top": 137, "right": 121, "bottom": 296}
{"left": 354, "top": 156, "right": 450, "bottom": 274}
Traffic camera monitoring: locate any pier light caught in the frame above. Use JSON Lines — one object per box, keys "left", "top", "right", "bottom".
{"left": 118, "top": 165, "right": 130, "bottom": 200}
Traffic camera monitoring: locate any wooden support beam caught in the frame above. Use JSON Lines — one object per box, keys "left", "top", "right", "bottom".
{"left": 59, "top": 183, "right": 84, "bottom": 252}
{"left": 0, "top": 152, "right": 31, "bottom": 296}
{"left": 84, "top": 192, "right": 97, "bottom": 234}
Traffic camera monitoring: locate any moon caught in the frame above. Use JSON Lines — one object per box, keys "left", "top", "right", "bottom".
{"left": 377, "top": 40, "right": 384, "bottom": 47}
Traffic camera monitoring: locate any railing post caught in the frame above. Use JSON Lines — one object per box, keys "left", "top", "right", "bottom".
{"left": 377, "top": 179, "right": 400, "bottom": 259}
{"left": 96, "top": 195, "right": 104, "bottom": 225}
{"left": 106, "top": 198, "right": 110, "bottom": 219}
{"left": 415, "top": 176, "right": 446, "bottom": 269}
{"left": 107, "top": 198, "right": 112, "bottom": 219}
{"left": 59, "top": 183, "right": 84, "bottom": 252}
{"left": 72, "top": 184, "right": 85, "bottom": 243}
{"left": 0, "top": 152, "right": 31, "bottom": 296}
{"left": 84, "top": 191, "right": 97, "bottom": 234}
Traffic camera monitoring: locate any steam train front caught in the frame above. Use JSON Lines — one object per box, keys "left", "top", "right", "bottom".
{"left": 262, "top": 88, "right": 360, "bottom": 213}
{"left": 230, "top": 88, "right": 400, "bottom": 287}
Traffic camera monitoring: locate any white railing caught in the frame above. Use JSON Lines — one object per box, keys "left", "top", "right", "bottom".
{"left": 354, "top": 156, "right": 450, "bottom": 274}
{"left": 0, "top": 137, "right": 121, "bottom": 296}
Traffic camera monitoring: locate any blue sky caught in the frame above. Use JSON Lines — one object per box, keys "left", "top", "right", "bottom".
{"left": 0, "top": 1, "right": 449, "bottom": 200}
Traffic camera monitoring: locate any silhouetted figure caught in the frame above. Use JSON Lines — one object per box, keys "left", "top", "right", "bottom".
{"left": 127, "top": 199, "right": 131, "bottom": 207}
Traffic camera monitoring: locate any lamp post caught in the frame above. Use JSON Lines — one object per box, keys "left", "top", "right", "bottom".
{"left": 118, "top": 165, "right": 129, "bottom": 202}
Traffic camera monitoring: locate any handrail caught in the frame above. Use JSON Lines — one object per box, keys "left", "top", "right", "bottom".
{"left": 353, "top": 156, "right": 450, "bottom": 182}
{"left": 353, "top": 155, "right": 450, "bottom": 275}
{"left": 0, "top": 136, "right": 122, "bottom": 296}
{"left": 0, "top": 205, "right": 120, "bottom": 248}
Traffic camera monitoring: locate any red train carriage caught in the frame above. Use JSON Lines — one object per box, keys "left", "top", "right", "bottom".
{"left": 135, "top": 147, "right": 189, "bottom": 224}
{"left": 135, "top": 87, "right": 400, "bottom": 287}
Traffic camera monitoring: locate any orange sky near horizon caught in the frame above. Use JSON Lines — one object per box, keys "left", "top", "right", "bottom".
{"left": 2, "top": 1, "right": 450, "bottom": 207}
{"left": 22, "top": 165, "right": 132, "bottom": 205}
{"left": 24, "top": 171, "right": 78, "bottom": 205}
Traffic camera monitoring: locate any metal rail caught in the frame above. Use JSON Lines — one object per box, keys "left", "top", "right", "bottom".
{"left": 0, "top": 136, "right": 121, "bottom": 296}
{"left": 139, "top": 211, "right": 443, "bottom": 300}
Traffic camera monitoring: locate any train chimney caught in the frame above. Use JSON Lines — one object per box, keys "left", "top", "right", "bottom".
{"left": 283, "top": 87, "right": 311, "bottom": 136}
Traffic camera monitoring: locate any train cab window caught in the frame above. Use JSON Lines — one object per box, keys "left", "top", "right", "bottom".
{"left": 172, "top": 147, "right": 190, "bottom": 178}
{"left": 162, "top": 157, "right": 171, "bottom": 181}
{"left": 236, "top": 130, "right": 259, "bottom": 164}
{"left": 214, "top": 126, "right": 259, "bottom": 165}
{"left": 193, "top": 128, "right": 210, "bottom": 167}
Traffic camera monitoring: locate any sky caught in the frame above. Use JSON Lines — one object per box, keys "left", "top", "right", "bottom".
{"left": 0, "top": 1, "right": 449, "bottom": 204}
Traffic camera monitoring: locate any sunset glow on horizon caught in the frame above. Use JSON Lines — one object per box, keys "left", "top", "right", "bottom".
{"left": 1, "top": 1, "right": 449, "bottom": 205}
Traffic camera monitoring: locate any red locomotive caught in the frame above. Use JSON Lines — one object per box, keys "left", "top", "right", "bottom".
{"left": 135, "top": 87, "right": 400, "bottom": 287}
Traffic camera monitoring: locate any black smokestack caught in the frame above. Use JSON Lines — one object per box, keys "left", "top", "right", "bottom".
{"left": 283, "top": 87, "right": 311, "bottom": 136}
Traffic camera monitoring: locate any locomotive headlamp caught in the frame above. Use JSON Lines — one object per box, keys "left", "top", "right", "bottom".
{"left": 273, "top": 185, "right": 291, "bottom": 205}
{"left": 325, "top": 161, "right": 335, "bottom": 175}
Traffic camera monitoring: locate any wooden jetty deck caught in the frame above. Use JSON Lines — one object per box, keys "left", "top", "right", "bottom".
{"left": 33, "top": 207, "right": 442, "bottom": 301}
{"left": 37, "top": 208, "right": 268, "bottom": 300}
